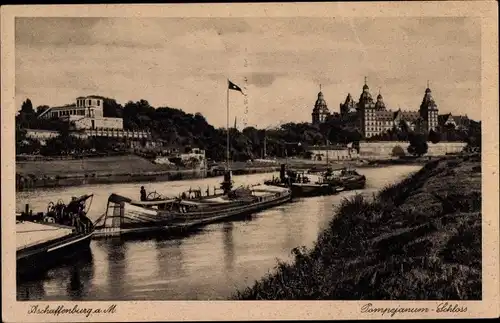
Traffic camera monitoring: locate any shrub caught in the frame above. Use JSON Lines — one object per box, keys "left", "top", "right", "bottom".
{"left": 407, "top": 133, "right": 428, "bottom": 157}
{"left": 391, "top": 145, "right": 406, "bottom": 157}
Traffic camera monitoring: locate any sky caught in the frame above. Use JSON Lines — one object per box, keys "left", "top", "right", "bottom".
{"left": 15, "top": 17, "right": 481, "bottom": 128}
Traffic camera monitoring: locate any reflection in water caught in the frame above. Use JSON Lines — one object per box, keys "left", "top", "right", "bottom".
{"left": 17, "top": 278, "right": 46, "bottom": 301}
{"left": 68, "top": 269, "right": 83, "bottom": 298}
{"left": 17, "top": 249, "right": 94, "bottom": 301}
{"left": 155, "top": 238, "right": 184, "bottom": 278}
{"left": 102, "top": 239, "right": 128, "bottom": 298}
{"left": 66, "top": 249, "right": 94, "bottom": 300}
{"left": 283, "top": 199, "right": 306, "bottom": 253}
{"left": 222, "top": 222, "right": 235, "bottom": 272}
{"left": 16, "top": 166, "right": 421, "bottom": 300}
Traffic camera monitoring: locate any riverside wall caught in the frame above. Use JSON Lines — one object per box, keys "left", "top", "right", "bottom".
{"left": 358, "top": 141, "right": 467, "bottom": 160}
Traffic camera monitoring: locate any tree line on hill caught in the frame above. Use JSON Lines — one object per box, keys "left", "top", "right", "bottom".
{"left": 16, "top": 97, "right": 481, "bottom": 160}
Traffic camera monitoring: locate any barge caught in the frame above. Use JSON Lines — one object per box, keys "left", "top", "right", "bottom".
{"left": 93, "top": 173, "right": 292, "bottom": 238}
{"left": 16, "top": 194, "right": 95, "bottom": 279}
{"left": 265, "top": 164, "right": 344, "bottom": 197}
{"left": 324, "top": 168, "right": 367, "bottom": 190}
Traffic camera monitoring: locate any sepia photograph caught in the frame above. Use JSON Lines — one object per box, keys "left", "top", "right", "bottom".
{"left": 2, "top": 2, "right": 499, "bottom": 321}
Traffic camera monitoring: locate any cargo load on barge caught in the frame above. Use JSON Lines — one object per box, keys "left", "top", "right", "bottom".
{"left": 16, "top": 194, "right": 94, "bottom": 279}
{"left": 93, "top": 171, "right": 292, "bottom": 238}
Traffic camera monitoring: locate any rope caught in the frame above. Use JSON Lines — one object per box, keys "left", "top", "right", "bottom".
{"left": 84, "top": 195, "right": 93, "bottom": 215}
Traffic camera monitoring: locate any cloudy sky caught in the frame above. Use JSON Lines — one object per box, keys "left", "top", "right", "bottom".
{"left": 15, "top": 17, "right": 481, "bottom": 128}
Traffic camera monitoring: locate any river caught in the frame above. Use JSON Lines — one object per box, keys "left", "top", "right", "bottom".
{"left": 16, "top": 165, "right": 420, "bottom": 301}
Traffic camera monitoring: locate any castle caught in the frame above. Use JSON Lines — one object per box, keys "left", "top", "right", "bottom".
{"left": 311, "top": 78, "right": 441, "bottom": 138}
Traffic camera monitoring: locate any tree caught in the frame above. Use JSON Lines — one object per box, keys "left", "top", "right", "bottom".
{"left": 407, "top": 133, "right": 428, "bottom": 157}
{"left": 428, "top": 129, "right": 441, "bottom": 144}
{"left": 20, "top": 98, "right": 34, "bottom": 115}
{"left": 103, "top": 98, "right": 123, "bottom": 118}
{"left": 391, "top": 145, "right": 406, "bottom": 157}
{"left": 36, "top": 105, "right": 50, "bottom": 116}
{"left": 17, "top": 98, "right": 37, "bottom": 128}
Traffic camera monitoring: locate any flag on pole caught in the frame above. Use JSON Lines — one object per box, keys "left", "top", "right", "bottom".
{"left": 228, "top": 80, "right": 244, "bottom": 94}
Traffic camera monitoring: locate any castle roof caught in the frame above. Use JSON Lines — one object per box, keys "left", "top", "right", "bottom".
{"left": 344, "top": 93, "right": 354, "bottom": 103}
{"left": 421, "top": 85, "right": 438, "bottom": 109}
{"left": 375, "top": 110, "right": 393, "bottom": 121}
{"left": 313, "top": 91, "right": 330, "bottom": 114}
{"left": 393, "top": 109, "right": 420, "bottom": 122}
{"left": 375, "top": 92, "right": 386, "bottom": 110}
{"left": 453, "top": 115, "right": 471, "bottom": 127}
{"left": 437, "top": 113, "right": 469, "bottom": 127}
{"left": 401, "top": 111, "right": 420, "bottom": 121}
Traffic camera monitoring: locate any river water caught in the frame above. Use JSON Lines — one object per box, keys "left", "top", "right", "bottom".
{"left": 16, "top": 165, "right": 420, "bottom": 301}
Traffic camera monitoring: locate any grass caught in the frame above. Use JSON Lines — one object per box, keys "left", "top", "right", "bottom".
{"left": 16, "top": 155, "right": 177, "bottom": 177}
{"left": 234, "top": 154, "right": 482, "bottom": 300}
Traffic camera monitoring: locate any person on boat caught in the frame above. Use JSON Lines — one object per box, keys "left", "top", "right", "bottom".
{"left": 140, "top": 186, "right": 147, "bottom": 201}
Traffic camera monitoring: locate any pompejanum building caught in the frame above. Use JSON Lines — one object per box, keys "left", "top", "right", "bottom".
{"left": 311, "top": 78, "right": 452, "bottom": 138}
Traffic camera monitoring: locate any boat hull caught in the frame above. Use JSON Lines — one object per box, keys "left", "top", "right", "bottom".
{"left": 329, "top": 178, "right": 366, "bottom": 190}
{"left": 94, "top": 191, "right": 292, "bottom": 238}
{"left": 266, "top": 182, "right": 342, "bottom": 198}
{"left": 17, "top": 231, "right": 93, "bottom": 280}
{"left": 291, "top": 184, "right": 328, "bottom": 197}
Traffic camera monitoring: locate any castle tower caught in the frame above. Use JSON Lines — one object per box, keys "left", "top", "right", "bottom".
{"left": 375, "top": 89, "right": 386, "bottom": 111}
{"left": 356, "top": 77, "right": 376, "bottom": 138}
{"left": 311, "top": 85, "right": 330, "bottom": 124}
{"left": 419, "top": 81, "right": 439, "bottom": 132}
{"left": 340, "top": 93, "right": 356, "bottom": 117}
{"left": 358, "top": 76, "right": 375, "bottom": 109}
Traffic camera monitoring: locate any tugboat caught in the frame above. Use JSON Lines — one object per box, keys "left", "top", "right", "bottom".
{"left": 265, "top": 164, "right": 343, "bottom": 197}
{"left": 16, "top": 194, "right": 95, "bottom": 279}
{"left": 324, "top": 167, "right": 366, "bottom": 190}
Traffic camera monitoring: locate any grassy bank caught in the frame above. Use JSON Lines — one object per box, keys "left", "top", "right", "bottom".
{"left": 15, "top": 155, "right": 281, "bottom": 191}
{"left": 16, "top": 155, "right": 175, "bottom": 177}
{"left": 235, "top": 154, "right": 481, "bottom": 300}
{"left": 15, "top": 154, "right": 442, "bottom": 191}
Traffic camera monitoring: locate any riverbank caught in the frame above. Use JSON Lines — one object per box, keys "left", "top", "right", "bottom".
{"left": 15, "top": 154, "right": 435, "bottom": 191}
{"left": 234, "top": 154, "right": 481, "bottom": 300}
{"left": 15, "top": 155, "right": 283, "bottom": 191}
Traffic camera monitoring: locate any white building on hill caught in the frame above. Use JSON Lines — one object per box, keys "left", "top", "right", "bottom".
{"left": 38, "top": 95, "right": 123, "bottom": 130}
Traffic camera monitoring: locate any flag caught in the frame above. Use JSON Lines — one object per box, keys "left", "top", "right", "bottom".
{"left": 228, "top": 80, "right": 244, "bottom": 94}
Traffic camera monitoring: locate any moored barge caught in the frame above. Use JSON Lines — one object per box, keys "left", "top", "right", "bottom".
{"left": 324, "top": 167, "right": 367, "bottom": 190}
{"left": 93, "top": 180, "right": 292, "bottom": 238}
{"left": 16, "top": 194, "right": 95, "bottom": 279}
{"left": 265, "top": 164, "right": 344, "bottom": 197}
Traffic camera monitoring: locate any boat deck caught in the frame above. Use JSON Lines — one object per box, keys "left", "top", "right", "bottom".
{"left": 16, "top": 221, "right": 73, "bottom": 251}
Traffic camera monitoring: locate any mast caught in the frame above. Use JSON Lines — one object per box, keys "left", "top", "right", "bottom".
{"left": 264, "top": 135, "right": 267, "bottom": 158}
{"left": 226, "top": 84, "right": 230, "bottom": 170}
